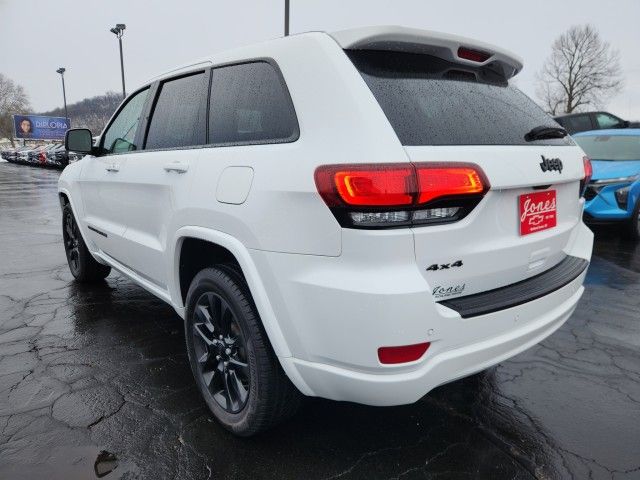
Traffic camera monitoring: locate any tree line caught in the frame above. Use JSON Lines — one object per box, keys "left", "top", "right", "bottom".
{"left": 40, "top": 91, "right": 122, "bottom": 134}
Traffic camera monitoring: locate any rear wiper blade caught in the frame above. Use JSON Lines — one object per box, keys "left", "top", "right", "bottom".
{"left": 524, "top": 125, "right": 568, "bottom": 142}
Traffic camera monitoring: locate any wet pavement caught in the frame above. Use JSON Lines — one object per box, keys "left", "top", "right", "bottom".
{"left": 0, "top": 161, "right": 639, "bottom": 480}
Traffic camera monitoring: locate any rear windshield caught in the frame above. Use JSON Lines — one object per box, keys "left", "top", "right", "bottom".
{"left": 347, "top": 50, "right": 572, "bottom": 147}
{"left": 574, "top": 135, "right": 640, "bottom": 161}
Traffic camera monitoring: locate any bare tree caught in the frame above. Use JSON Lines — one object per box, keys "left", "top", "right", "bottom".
{"left": 0, "top": 73, "right": 32, "bottom": 146}
{"left": 536, "top": 25, "right": 623, "bottom": 115}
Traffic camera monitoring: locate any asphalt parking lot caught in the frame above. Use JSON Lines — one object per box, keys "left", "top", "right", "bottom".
{"left": 0, "top": 161, "right": 639, "bottom": 480}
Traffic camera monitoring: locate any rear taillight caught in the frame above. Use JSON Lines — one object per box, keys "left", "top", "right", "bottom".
{"left": 580, "top": 156, "right": 592, "bottom": 197}
{"left": 315, "top": 162, "right": 489, "bottom": 229}
{"left": 38, "top": 152, "right": 46, "bottom": 163}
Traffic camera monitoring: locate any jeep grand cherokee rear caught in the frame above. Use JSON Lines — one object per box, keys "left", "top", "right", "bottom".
{"left": 60, "top": 26, "right": 593, "bottom": 436}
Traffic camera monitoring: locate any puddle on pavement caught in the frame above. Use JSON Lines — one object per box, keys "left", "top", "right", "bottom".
{"left": 94, "top": 450, "right": 118, "bottom": 478}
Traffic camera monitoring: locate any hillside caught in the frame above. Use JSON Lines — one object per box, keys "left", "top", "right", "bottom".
{"left": 40, "top": 92, "right": 122, "bottom": 134}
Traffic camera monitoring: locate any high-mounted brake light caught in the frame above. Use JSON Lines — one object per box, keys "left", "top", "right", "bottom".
{"left": 315, "top": 163, "right": 489, "bottom": 229}
{"left": 580, "top": 156, "right": 592, "bottom": 197}
{"left": 457, "top": 47, "right": 491, "bottom": 63}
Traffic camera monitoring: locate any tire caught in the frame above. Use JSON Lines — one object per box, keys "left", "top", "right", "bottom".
{"left": 626, "top": 200, "right": 640, "bottom": 241}
{"left": 185, "top": 267, "right": 300, "bottom": 436}
{"left": 62, "top": 204, "right": 111, "bottom": 282}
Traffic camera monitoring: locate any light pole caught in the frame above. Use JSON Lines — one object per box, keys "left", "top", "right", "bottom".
{"left": 284, "top": 0, "right": 290, "bottom": 36}
{"left": 110, "top": 23, "right": 127, "bottom": 99}
{"left": 56, "top": 68, "right": 68, "bottom": 121}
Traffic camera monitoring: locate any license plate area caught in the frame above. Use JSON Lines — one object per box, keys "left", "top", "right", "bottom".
{"left": 519, "top": 190, "right": 557, "bottom": 235}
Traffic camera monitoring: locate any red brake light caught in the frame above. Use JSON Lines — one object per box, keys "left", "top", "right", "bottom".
{"left": 416, "top": 166, "right": 486, "bottom": 204}
{"left": 333, "top": 166, "right": 415, "bottom": 206}
{"left": 315, "top": 163, "right": 489, "bottom": 229}
{"left": 378, "top": 342, "right": 430, "bottom": 364}
{"left": 457, "top": 47, "right": 491, "bottom": 63}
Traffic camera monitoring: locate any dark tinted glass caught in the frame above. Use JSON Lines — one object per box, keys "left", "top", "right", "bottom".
{"left": 209, "top": 62, "right": 298, "bottom": 145}
{"left": 145, "top": 72, "right": 207, "bottom": 150}
{"left": 347, "top": 50, "right": 572, "bottom": 146}
{"left": 563, "top": 114, "right": 594, "bottom": 133}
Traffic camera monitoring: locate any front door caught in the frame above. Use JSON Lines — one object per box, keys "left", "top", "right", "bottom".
{"left": 78, "top": 87, "right": 150, "bottom": 264}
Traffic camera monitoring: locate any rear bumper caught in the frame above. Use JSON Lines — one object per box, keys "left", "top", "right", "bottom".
{"left": 254, "top": 223, "right": 593, "bottom": 406}
{"left": 281, "top": 273, "right": 584, "bottom": 405}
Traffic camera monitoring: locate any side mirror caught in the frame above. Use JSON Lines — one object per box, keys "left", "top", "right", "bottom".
{"left": 621, "top": 120, "right": 631, "bottom": 128}
{"left": 65, "top": 128, "right": 94, "bottom": 154}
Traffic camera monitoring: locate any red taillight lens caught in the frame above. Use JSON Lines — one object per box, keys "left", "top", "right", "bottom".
{"left": 457, "top": 47, "right": 491, "bottom": 63}
{"left": 580, "top": 156, "right": 592, "bottom": 197}
{"left": 333, "top": 166, "right": 415, "bottom": 206}
{"left": 378, "top": 342, "right": 430, "bottom": 364}
{"left": 315, "top": 163, "right": 489, "bottom": 229}
{"left": 417, "top": 166, "right": 486, "bottom": 204}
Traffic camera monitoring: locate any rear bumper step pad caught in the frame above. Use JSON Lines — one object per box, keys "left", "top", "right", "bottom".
{"left": 439, "top": 256, "right": 589, "bottom": 318}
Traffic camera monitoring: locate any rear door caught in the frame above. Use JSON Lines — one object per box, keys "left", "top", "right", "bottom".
{"left": 347, "top": 50, "right": 586, "bottom": 299}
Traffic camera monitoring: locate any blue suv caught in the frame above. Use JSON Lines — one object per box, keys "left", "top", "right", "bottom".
{"left": 574, "top": 129, "right": 640, "bottom": 239}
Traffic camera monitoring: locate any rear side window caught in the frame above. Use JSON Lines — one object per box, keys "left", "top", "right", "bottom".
{"left": 563, "top": 115, "right": 594, "bottom": 133}
{"left": 208, "top": 62, "right": 298, "bottom": 145}
{"left": 145, "top": 72, "right": 208, "bottom": 150}
{"left": 347, "top": 50, "right": 572, "bottom": 146}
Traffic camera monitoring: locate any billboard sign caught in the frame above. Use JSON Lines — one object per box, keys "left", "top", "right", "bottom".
{"left": 13, "top": 115, "right": 71, "bottom": 141}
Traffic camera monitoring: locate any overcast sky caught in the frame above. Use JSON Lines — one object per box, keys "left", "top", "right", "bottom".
{"left": 2, "top": 0, "right": 639, "bottom": 119}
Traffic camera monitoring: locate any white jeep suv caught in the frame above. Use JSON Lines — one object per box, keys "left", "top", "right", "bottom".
{"left": 59, "top": 26, "right": 593, "bottom": 436}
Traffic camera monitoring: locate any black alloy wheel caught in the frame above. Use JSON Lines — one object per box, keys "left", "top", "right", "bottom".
{"left": 61, "top": 204, "right": 111, "bottom": 282}
{"left": 63, "top": 208, "right": 81, "bottom": 276}
{"left": 192, "top": 291, "right": 250, "bottom": 413}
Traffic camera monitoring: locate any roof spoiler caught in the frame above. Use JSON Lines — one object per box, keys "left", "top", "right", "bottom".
{"left": 330, "top": 26, "right": 523, "bottom": 79}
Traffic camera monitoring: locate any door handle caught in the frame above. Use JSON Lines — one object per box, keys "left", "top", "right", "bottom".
{"left": 164, "top": 162, "right": 189, "bottom": 173}
{"left": 105, "top": 163, "right": 120, "bottom": 172}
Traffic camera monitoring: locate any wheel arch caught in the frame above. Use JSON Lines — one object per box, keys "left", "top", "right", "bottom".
{"left": 57, "top": 187, "right": 97, "bottom": 255}
{"left": 170, "top": 227, "right": 294, "bottom": 360}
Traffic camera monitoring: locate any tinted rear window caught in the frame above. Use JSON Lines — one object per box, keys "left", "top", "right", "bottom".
{"left": 559, "top": 114, "right": 594, "bottom": 134}
{"left": 347, "top": 50, "right": 572, "bottom": 147}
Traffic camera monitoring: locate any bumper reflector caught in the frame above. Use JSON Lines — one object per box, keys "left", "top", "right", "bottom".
{"left": 378, "top": 342, "right": 430, "bottom": 364}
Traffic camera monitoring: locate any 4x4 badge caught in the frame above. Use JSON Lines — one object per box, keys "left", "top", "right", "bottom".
{"left": 426, "top": 260, "right": 463, "bottom": 271}
{"left": 540, "top": 155, "right": 563, "bottom": 173}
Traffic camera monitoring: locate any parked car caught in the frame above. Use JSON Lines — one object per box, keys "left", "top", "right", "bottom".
{"left": 3, "top": 145, "right": 30, "bottom": 163}
{"left": 26, "top": 145, "right": 49, "bottom": 165}
{"left": 554, "top": 111, "right": 630, "bottom": 135}
{"left": 46, "top": 144, "right": 69, "bottom": 168}
{"left": 18, "top": 145, "right": 39, "bottom": 164}
{"left": 59, "top": 26, "right": 594, "bottom": 436}
{"left": 573, "top": 129, "right": 640, "bottom": 239}
{"left": 1, "top": 147, "right": 16, "bottom": 162}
